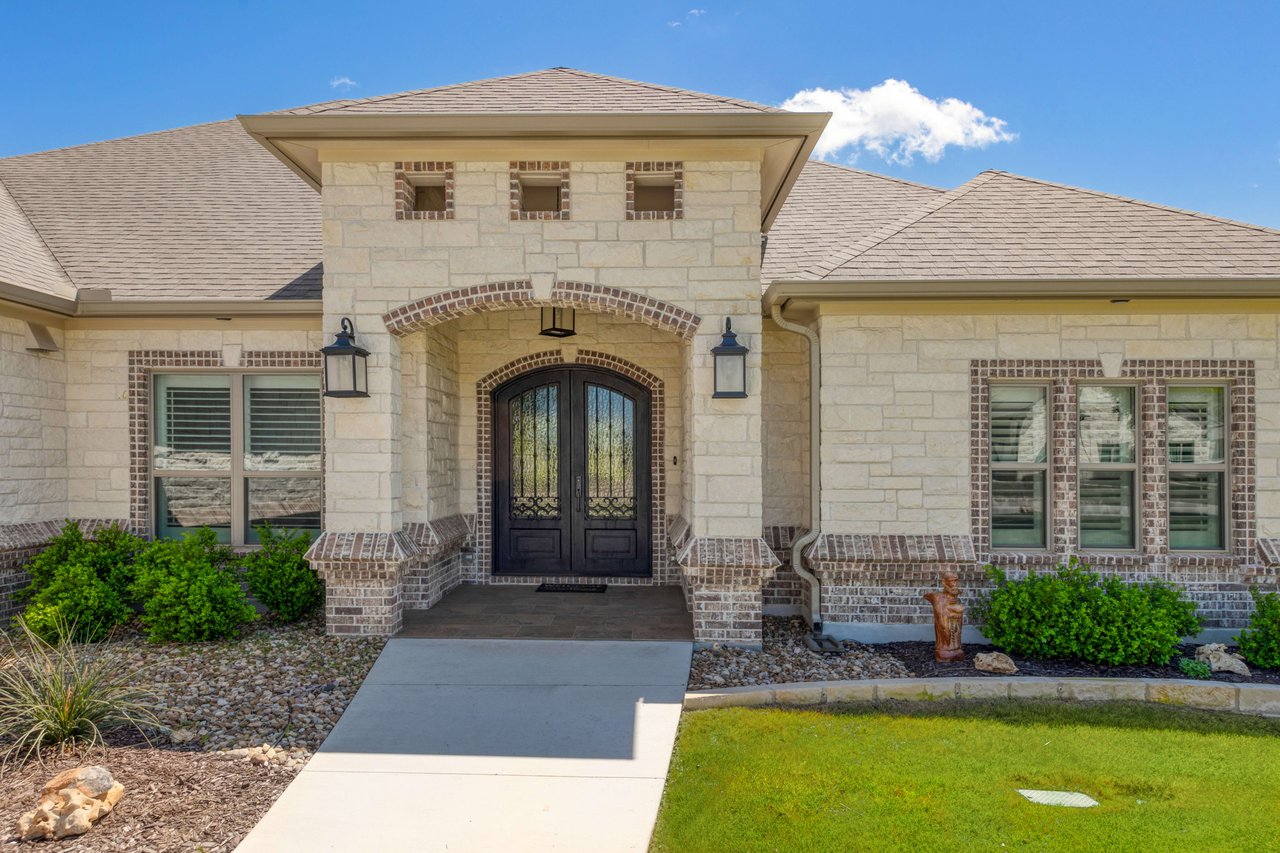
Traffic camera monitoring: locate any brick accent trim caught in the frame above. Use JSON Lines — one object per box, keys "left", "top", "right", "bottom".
{"left": 550, "top": 281, "right": 700, "bottom": 340}
{"left": 382, "top": 280, "right": 701, "bottom": 341}
{"left": 806, "top": 534, "right": 977, "bottom": 564}
{"left": 402, "top": 513, "right": 470, "bottom": 558}
{"left": 128, "top": 350, "right": 322, "bottom": 539}
{"left": 625, "top": 161, "right": 683, "bottom": 220}
{"left": 473, "top": 349, "right": 670, "bottom": 584}
{"left": 675, "top": 536, "right": 781, "bottom": 580}
{"left": 394, "top": 161, "right": 455, "bottom": 220}
{"left": 971, "top": 358, "right": 1256, "bottom": 565}
{"left": 510, "top": 161, "right": 570, "bottom": 220}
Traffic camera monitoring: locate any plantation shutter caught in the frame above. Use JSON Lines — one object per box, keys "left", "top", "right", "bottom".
{"left": 246, "top": 386, "right": 322, "bottom": 456}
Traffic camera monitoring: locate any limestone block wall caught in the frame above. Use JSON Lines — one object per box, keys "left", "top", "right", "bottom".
{"left": 0, "top": 311, "right": 66, "bottom": 523}
{"left": 762, "top": 319, "right": 810, "bottom": 528}
{"left": 812, "top": 300, "right": 1280, "bottom": 630}
{"left": 321, "top": 157, "right": 765, "bottom": 539}
{"left": 60, "top": 325, "right": 322, "bottom": 523}
{"left": 401, "top": 324, "right": 460, "bottom": 523}
{"left": 816, "top": 302, "right": 1280, "bottom": 536}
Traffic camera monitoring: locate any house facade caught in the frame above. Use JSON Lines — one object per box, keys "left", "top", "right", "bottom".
{"left": 2, "top": 68, "right": 1279, "bottom": 646}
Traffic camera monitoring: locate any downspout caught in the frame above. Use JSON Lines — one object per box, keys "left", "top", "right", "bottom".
{"left": 769, "top": 301, "right": 824, "bottom": 633}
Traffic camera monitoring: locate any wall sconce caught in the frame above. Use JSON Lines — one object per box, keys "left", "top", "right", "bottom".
{"left": 539, "top": 306, "right": 576, "bottom": 338}
{"left": 321, "top": 317, "right": 369, "bottom": 398}
{"left": 712, "top": 318, "right": 749, "bottom": 398}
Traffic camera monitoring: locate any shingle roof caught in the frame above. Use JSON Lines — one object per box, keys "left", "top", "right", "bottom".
{"left": 0, "top": 119, "right": 321, "bottom": 301}
{"left": 280, "top": 67, "right": 782, "bottom": 115}
{"left": 762, "top": 161, "right": 942, "bottom": 282}
{"left": 0, "top": 177, "right": 74, "bottom": 300}
{"left": 811, "top": 170, "right": 1280, "bottom": 281}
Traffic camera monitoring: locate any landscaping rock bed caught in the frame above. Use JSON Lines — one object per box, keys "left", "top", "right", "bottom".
{"left": 688, "top": 617, "right": 912, "bottom": 689}
{"left": 0, "top": 744, "right": 296, "bottom": 852}
{"left": 883, "top": 641, "right": 1280, "bottom": 685}
{"left": 2, "top": 618, "right": 385, "bottom": 849}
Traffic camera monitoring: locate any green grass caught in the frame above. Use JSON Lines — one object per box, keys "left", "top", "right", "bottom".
{"left": 652, "top": 701, "right": 1280, "bottom": 852}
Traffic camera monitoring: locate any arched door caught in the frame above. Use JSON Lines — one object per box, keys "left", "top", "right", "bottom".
{"left": 493, "top": 366, "right": 651, "bottom": 576}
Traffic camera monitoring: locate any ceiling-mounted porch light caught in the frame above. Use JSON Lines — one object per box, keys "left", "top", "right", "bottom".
{"left": 321, "top": 317, "right": 369, "bottom": 398}
{"left": 712, "top": 318, "right": 749, "bottom": 398}
{"left": 539, "top": 306, "right": 576, "bottom": 338}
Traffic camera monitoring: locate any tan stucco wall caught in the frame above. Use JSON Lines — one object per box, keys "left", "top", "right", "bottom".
{"left": 322, "top": 156, "right": 765, "bottom": 537}
{"left": 61, "top": 326, "right": 322, "bottom": 523}
{"left": 0, "top": 310, "right": 66, "bottom": 522}
{"left": 762, "top": 319, "right": 809, "bottom": 527}
{"left": 815, "top": 300, "right": 1280, "bottom": 536}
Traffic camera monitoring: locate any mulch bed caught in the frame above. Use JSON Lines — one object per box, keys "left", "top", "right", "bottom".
{"left": 880, "top": 641, "right": 1280, "bottom": 685}
{"left": 0, "top": 735, "right": 295, "bottom": 852}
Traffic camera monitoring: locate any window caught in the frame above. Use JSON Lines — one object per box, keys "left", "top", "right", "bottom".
{"left": 1168, "top": 386, "right": 1227, "bottom": 550}
{"left": 394, "top": 162, "right": 453, "bottom": 220}
{"left": 153, "top": 373, "right": 321, "bottom": 545}
{"left": 989, "top": 385, "right": 1049, "bottom": 549}
{"left": 510, "top": 162, "right": 570, "bottom": 220}
{"left": 1078, "top": 386, "right": 1138, "bottom": 549}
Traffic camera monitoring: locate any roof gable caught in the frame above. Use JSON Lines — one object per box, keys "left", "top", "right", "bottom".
{"left": 814, "top": 170, "right": 1280, "bottom": 281}
{"left": 0, "top": 120, "right": 321, "bottom": 301}
{"left": 763, "top": 161, "right": 942, "bottom": 282}
{"left": 0, "top": 177, "right": 75, "bottom": 300}
{"left": 280, "top": 68, "right": 782, "bottom": 115}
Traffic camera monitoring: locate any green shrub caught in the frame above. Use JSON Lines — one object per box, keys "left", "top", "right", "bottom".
{"left": 131, "top": 528, "right": 256, "bottom": 643}
{"left": 0, "top": 616, "right": 157, "bottom": 764}
{"left": 1178, "top": 657, "right": 1212, "bottom": 680}
{"left": 20, "top": 520, "right": 143, "bottom": 604}
{"left": 1237, "top": 588, "right": 1280, "bottom": 670}
{"left": 22, "top": 562, "right": 131, "bottom": 643}
{"left": 17, "top": 521, "right": 143, "bottom": 641}
{"left": 243, "top": 524, "right": 322, "bottom": 623}
{"left": 976, "top": 559, "right": 1200, "bottom": 665}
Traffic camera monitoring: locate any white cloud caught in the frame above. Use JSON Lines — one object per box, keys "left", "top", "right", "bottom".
{"left": 688, "top": 8, "right": 706, "bottom": 15}
{"left": 782, "top": 79, "right": 1016, "bottom": 164}
{"left": 668, "top": 8, "right": 706, "bottom": 27}
{"left": 330, "top": 76, "right": 358, "bottom": 91}
{"left": 667, "top": 20, "right": 682, "bottom": 27}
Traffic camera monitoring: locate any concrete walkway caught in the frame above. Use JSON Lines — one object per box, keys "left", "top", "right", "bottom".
{"left": 237, "top": 638, "right": 693, "bottom": 852}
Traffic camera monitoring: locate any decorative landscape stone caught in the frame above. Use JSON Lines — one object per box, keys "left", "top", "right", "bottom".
{"left": 17, "top": 766, "right": 124, "bottom": 841}
{"left": 974, "top": 651, "right": 1018, "bottom": 674}
{"left": 1196, "top": 643, "right": 1251, "bottom": 676}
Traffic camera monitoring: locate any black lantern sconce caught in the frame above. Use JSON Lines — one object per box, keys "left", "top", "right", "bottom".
{"left": 539, "top": 306, "right": 576, "bottom": 338}
{"left": 321, "top": 317, "right": 370, "bottom": 398}
{"left": 712, "top": 318, "right": 749, "bottom": 398}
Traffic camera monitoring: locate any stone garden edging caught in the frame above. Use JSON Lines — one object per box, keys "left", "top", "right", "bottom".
{"left": 685, "top": 676, "right": 1280, "bottom": 717}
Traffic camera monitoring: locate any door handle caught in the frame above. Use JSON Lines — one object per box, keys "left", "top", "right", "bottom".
{"left": 575, "top": 475, "right": 582, "bottom": 514}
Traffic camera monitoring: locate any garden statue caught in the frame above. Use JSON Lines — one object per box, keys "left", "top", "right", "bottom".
{"left": 923, "top": 571, "right": 965, "bottom": 662}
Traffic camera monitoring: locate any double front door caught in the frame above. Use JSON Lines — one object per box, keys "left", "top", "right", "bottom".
{"left": 493, "top": 366, "right": 651, "bottom": 576}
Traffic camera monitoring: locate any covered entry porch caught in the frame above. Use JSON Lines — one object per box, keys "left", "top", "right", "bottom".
{"left": 307, "top": 281, "right": 783, "bottom": 647}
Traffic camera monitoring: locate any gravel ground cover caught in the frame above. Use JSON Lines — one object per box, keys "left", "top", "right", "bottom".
{"left": 688, "top": 617, "right": 912, "bottom": 689}
{"left": 1, "top": 618, "right": 385, "bottom": 850}
{"left": 884, "top": 640, "right": 1280, "bottom": 685}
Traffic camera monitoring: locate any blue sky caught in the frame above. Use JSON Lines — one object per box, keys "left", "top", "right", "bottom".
{"left": 6, "top": 1, "right": 1280, "bottom": 227}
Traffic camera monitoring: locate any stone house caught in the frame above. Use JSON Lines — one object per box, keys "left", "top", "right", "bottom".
{"left": 2, "top": 68, "right": 1279, "bottom": 647}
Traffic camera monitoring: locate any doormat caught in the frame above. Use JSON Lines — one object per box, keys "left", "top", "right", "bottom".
{"left": 536, "top": 583, "right": 607, "bottom": 594}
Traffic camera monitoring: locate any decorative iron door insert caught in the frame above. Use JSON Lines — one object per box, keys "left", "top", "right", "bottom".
{"left": 493, "top": 366, "right": 651, "bottom": 576}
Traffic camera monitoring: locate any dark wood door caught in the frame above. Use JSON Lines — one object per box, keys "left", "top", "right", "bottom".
{"left": 493, "top": 366, "right": 651, "bottom": 576}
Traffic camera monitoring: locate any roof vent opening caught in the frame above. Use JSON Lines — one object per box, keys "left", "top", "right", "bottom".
{"left": 510, "top": 162, "right": 570, "bottom": 220}
{"left": 395, "top": 162, "right": 454, "bottom": 220}
{"left": 627, "top": 162, "right": 683, "bottom": 220}
{"left": 518, "top": 173, "right": 563, "bottom": 213}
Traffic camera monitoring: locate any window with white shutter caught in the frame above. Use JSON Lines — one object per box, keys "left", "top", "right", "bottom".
{"left": 153, "top": 373, "right": 321, "bottom": 545}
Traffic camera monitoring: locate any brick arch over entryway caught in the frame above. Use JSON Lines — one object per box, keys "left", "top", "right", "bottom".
{"left": 382, "top": 280, "right": 701, "bottom": 340}
{"left": 473, "top": 349, "right": 672, "bottom": 586}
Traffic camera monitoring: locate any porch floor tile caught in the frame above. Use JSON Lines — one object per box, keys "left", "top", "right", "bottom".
{"left": 398, "top": 583, "right": 693, "bottom": 641}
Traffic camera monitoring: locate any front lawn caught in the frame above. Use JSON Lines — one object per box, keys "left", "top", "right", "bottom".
{"left": 652, "top": 701, "right": 1280, "bottom": 852}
